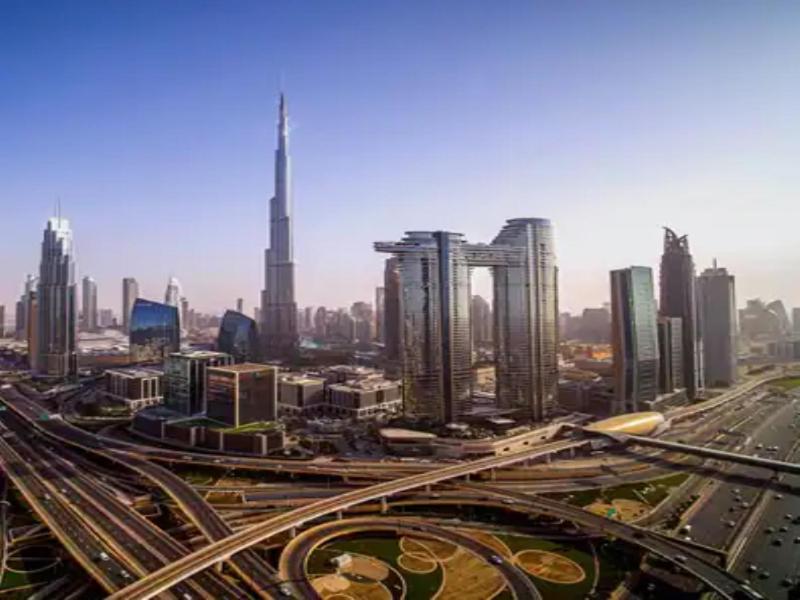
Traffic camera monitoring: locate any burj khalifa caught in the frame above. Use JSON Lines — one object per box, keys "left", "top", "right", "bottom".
{"left": 261, "top": 94, "right": 298, "bottom": 357}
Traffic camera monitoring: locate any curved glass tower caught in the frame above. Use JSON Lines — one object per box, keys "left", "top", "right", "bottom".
{"left": 129, "top": 299, "right": 180, "bottom": 363}
{"left": 217, "top": 310, "right": 261, "bottom": 363}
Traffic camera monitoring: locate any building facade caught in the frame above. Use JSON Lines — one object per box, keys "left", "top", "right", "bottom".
{"left": 81, "top": 276, "right": 98, "bottom": 332}
{"left": 383, "top": 257, "right": 402, "bottom": 366}
{"left": 164, "top": 351, "right": 233, "bottom": 416}
{"left": 164, "top": 277, "right": 181, "bottom": 308}
{"left": 657, "top": 316, "right": 683, "bottom": 393}
{"left": 375, "top": 218, "right": 558, "bottom": 423}
{"left": 374, "top": 287, "right": 385, "bottom": 343}
{"left": 122, "top": 277, "right": 139, "bottom": 333}
{"left": 697, "top": 262, "right": 737, "bottom": 387}
{"left": 278, "top": 374, "right": 326, "bottom": 416}
{"left": 129, "top": 299, "right": 180, "bottom": 363}
{"left": 36, "top": 217, "right": 78, "bottom": 379}
{"left": 261, "top": 94, "right": 298, "bottom": 357}
{"left": 659, "top": 227, "right": 703, "bottom": 399}
{"left": 610, "top": 266, "right": 660, "bottom": 413}
{"left": 217, "top": 310, "right": 260, "bottom": 363}
{"left": 327, "top": 378, "right": 403, "bottom": 420}
{"left": 471, "top": 295, "right": 492, "bottom": 346}
{"left": 206, "top": 363, "right": 278, "bottom": 427}
{"left": 104, "top": 367, "right": 164, "bottom": 412}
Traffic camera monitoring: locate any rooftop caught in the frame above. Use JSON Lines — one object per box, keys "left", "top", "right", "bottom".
{"left": 208, "top": 362, "right": 276, "bottom": 374}
{"left": 169, "top": 350, "right": 231, "bottom": 360}
{"left": 106, "top": 367, "right": 164, "bottom": 378}
{"left": 379, "top": 428, "right": 438, "bottom": 441}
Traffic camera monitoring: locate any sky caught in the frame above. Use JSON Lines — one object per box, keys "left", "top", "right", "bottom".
{"left": 1, "top": 1, "right": 799, "bottom": 319}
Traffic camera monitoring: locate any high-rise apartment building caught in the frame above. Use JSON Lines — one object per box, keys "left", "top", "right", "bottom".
{"left": 376, "top": 218, "right": 558, "bottom": 423}
{"left": 383, "top": 258, "right": 402, "bottom": 364}
{"left": 261, "top": 94, "right": 298, "bottom": 357}
{"left": 36, "top": 216, "right": 78, "bottom": 379}
{"left": 657, "top": 316, "right": 683, "bottom": 394}
{"left": 470, "top": 295, "right": 492, "bottom": 346}
{"left": 164, "top": 350, "right": 233, "bottom": 415}
{"left": 122, "top": 277, "right": 139, "bottom": 333}
{"left": 98, "top": 308, "right": 114, "bottom": 328}
{"left": 659, "top": 227, "right": 703, "bottom": 399}
{"left": 697, "top": 261, "right": 737, "bottom": 387}
{"left": 81, "top": 276, "right": 98, "bottom": 332}
{"left": 611, "top": 266, "right": 660, "bottom": 414}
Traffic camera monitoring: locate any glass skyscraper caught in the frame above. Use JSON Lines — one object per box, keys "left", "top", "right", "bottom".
{"left": 659, "top": 228, "right": 703, "bottom": 399}
{"left": 81, "top": 276, "right": 97, "bottom": 332}
{"left": 36, "top": 216, "right": 77, "bottom": 379}
{"left": 611, "top": 266, "right": 660, "bottom": 414}
{"left": 217, "top": 310, "right": 261, "bottom": 363}
{"left": 122, "top": 277, "right": 139, "bottom": 333}
{"left": 697, "top": 262, "right": 737, "bottom": 387}
{"left": 129, "top": 299, "right": 180, "bottom": 363}
{"left": 376, "top": 218, "right": 559, "bottom": 423}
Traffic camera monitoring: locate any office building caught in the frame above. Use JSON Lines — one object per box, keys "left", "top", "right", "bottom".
{"left": 374, "top": 287, "right": 385, "bottom": 342}
{"left": 122, "top": 277, "right": 139, "bottom": 333}
{"left": 81, "top": 276, "right": 98, "bottom": 332}
{"left": 217, "top": 310, "right": 260, "bottom": 363}
{"left": 327, "top": 378, "right": 403, "bottom": 420}
{"left": 26, "top": 290, "right": 39, "bottom": 372}
{"left": 36, "top": 216, "right": 78, "bottom": 379}
{"left": 164, "top": 277, "right": 181, "bottom": 307}
{"left": 129, "top": 299, "right": 180, "bottom": 363}
{"left": 657, "top": 316, "right": 683, "bottom": 393}
{"left": 376, "top": 218, "right": 558, "bottom": 423}
{"left": 471, "top": 295, "right": 492, "bottom": 346}
{"left": 794, "top": 308, "right": 800, "bottom": 335}
{"left": 164, "top": 350, "right": 233, "bottom": 416}
{"left": 261, "top": 94, "right": 298, "bottom": 357}
{"left": 180, "top": 297, "right": 189, "bottom": 331}
{"left": 611, "top": 266, "right": 660, "bottom": 413}
{"left": 104, "top": 367, "right": 164, "bottom": 412}
{"left": 236, "top": 298, "right": 244, "bottom": 314}
{"left": 278, "top": 374, "right": 326, "bottom": 416}
{"left": 313, "top": 306, "right": 326, "bottom": 338}
{"left": 0, "top": 305, "right": 4, "bottom": 338}
{"left": 659, "top": 227, "right": 703, "bottom": 399}
{"left": 697, "top": 262, "right": 737, "bottom": 387}
{"left": 206, "top": 363, "right": 278, "bottom": 427}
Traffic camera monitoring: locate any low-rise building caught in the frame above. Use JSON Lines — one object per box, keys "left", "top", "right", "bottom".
{"left": 164, "top": 350, "right": 233, "bottom": 416}
{"left": 278, "top": 373, "right": 326, "bottom": 417}
{"left": 327, "top": 377, "right": 402, "bottom": 419}
{"left": 104, "top": 367, "right": 164, "bottom": 412}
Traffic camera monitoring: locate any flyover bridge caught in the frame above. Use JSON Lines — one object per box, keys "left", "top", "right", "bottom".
{"left": 595, "top": 431, "right": 800, "bottom": 475}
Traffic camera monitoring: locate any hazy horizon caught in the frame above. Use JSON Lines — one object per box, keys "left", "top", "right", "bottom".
{"left": 2, "top": 1, "right": 799, "bottom": 317}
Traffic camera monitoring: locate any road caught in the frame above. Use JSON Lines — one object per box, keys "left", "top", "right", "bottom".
{"left": 278, "top": 516, "right": 542, "bottom": 599}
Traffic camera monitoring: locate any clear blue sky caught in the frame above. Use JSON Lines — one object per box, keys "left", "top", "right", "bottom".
{"left": 2, "top": 0, "right": 799, "bottom": 318}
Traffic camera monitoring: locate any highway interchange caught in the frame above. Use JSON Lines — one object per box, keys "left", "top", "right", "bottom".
{"left": 0, "top": 370, "right": 796, "bottom": 599}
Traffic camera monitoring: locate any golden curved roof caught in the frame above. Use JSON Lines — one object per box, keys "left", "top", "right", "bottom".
{"left": 584, "top": 411, "right": 665, "bottom": 436}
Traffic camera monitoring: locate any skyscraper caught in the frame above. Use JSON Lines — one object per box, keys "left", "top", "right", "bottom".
{"left": 470, "top": 295, "right": 492, "bottom": 346}
{"left": 236, "top": 298, "right": 244, "bottom": 314}
{"left": 793, "top": 308, "right": 800, "bottom": 335}
{"left": 15, "top": 274, "right": 37, "bottom": 340}
{"left": 81, "top": 276, "right": 98, "bottom": 332}
{"left": 376, "top": 218, "right": 558, "bottom": 423}
{"left": 261, "top": 93, "right": 298, "bottom": 357}
{"left": 659, "top": 227, "right": 703, "bottom": 400}
{"left": 657, "top": 316, "right": 683, "bottom": 394}
{"left": 374, "top": 287, "right": 385, "bottom": 343}
{"left": 129, "top": 299, "right": 180, "bottom": 363}
{"left": 0, "top": 305, "right": 5, "bottom": 338}
{"left": 26, "top": 290, "right": 39, "bottom": 372}
{"left": 122, "top": 277, "right": 139, "bottom": 333}
{"left": 164, "top": 277, "right": 181, "bottom": 307}
{"left": 36, "top": 216, "right": 78, "bottom": 379}
{"left": 611, "top": 266, "right": 660, "bottom": 414}
{"left": 697, "top": 261, "right": 737, "bottom": 387}
{"left": 383, "top": 258, "right": 402, "bottom": 364}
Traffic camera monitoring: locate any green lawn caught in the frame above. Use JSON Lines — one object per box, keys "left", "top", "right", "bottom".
{"left": 220, "top": 421, "right": 282, "bottom": 434}
{"left": 554, "top": 472, "right": 689, "bottom": 509}
{"left": 773, "top": 377, "right": 800, "bottom": 391}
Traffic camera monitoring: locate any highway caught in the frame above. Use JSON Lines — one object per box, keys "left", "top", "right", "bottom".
{"left": 278, "top": 516, "right": 542, "bottom": 599}
{"left": 0, "top": 386, "right": 283, "bottom": 598}
{"left": 0, "top": 408, "right": 242, "bottom": 600}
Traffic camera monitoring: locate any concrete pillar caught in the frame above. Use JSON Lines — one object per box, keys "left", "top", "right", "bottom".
{"left": 489, "top": 468, "right": 496, "bottom": 481}
{"left": 465, "top": 473, "right": 471, "bottom": 482}
{"left": 545, "top": 453, "right": 552, "bottom": 464}
{"left": 380, "top": 497, "right": 388, "bottom": 514}
{"left": 289, "top": 527, "right": 297, "bottom": 538}
{"left": 569, "top": 447, "right": 575, "bottom": 458}
{"left": 424, "top": 484, "right": 431, "bottom": 493}
{"left": 336, "top": 511, "right": 343, "bottom": 520}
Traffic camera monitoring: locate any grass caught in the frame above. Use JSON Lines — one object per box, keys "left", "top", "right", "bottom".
{"left": 772, "top": 377, "right": 800, "bottom": 391}
{"left": 553, "top": 472, "right": 689, "bottom": 509}
{"left": 220, "top": 421, "right": 282, "bottom": 434}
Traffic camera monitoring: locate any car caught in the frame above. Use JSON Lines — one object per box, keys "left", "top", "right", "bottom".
{"left": 766, "top": 527, "right": 776, "bottom": 534}
{"left": 490, "top": 555, "right": 503, "bottom": 565}
{"left": 773, "top": 538, "right": 784, "bottom": 546}
{"left": 795, "top": 537, "right": 800, "bottom": 544}
{"left": 674, "top": 554, "right": 687, "bottom": 563}
{"left": 501, "top": 499, "right": 515, "bottom": 505}
{"left": 741, "top": 502, "right": 750, "bottom": 509}
{"left": 786, "top": 514, "right": 793, "bottom": 520}
{"left": 780, "top": 526, "right": 789, "bottom": 532}
{"left": 726, "top": 520, "right": 736, "bottom": 528}
{"left": 431, "top": 493, "right": 441, "bottom": 499}
{"left": 733, "top": 488, "right": 742, "bottom": 494}
{"left": 756, "top": 443, "right": 764, "bottom": 450}
{"left": 747, "top": 564, "right": 757, "bottom": 573}
{"left": 782, "top": 578, "right": 794, "bottom": 588}
{"left": 97, "top": 552, "right": 110, "bottom": 562}
{"left": 758, "top": 571, "right": 770, "bottom": 580}
{"left": 278, "top": 584, "right": 293, "bottom": 597}
{"left": 776, "top": 494, "right": 784, "bottom": 500}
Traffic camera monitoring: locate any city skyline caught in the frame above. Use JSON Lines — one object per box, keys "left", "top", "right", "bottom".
{"left": 3, "top": 1, "right": 800, "bottom": 317}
